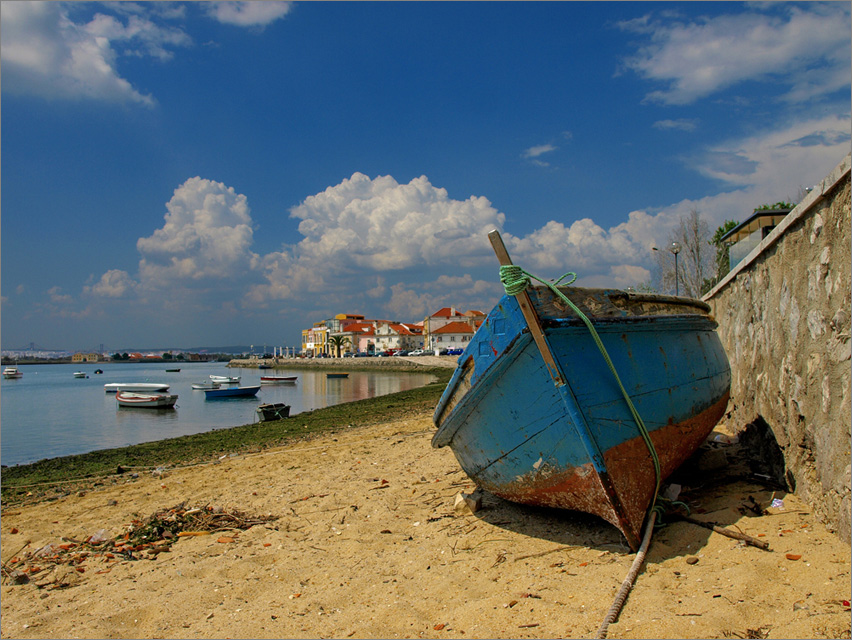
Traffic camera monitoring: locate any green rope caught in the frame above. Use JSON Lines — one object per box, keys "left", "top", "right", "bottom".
{"left": 499, "top": 264, "right": 662, "bottom": 513}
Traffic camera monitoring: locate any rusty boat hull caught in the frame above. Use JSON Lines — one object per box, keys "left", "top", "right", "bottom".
{"left": 432, "top": 286, "right": 731, "bottom": 550}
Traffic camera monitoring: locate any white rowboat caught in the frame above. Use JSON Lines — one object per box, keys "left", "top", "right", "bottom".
{"left": 209, "top": 375, "right": 240, "bottom": 384}
{"left": 116, "top": 391, "right": 178, "bottom": 408}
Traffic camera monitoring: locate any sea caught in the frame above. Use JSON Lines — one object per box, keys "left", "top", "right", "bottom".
{"left": 0, "top": 362, "right": 437, "bottom": 467}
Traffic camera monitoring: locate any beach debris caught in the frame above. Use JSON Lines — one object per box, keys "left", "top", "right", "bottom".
{"left": 741, "top": 495, "right": 765, "bottom": 516}
{"left": 0, "top": 502, "right": 278, "bottom": 587}
{"left": 454, "top": 489, "right": 482, "bottom": 514}
{"left": 672, "top": 513, "right": 770, "bottom": 550}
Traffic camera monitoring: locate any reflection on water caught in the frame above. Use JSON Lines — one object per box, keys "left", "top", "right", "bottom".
{"left": 1, "top": 362, "right": 436, "bottom": 466}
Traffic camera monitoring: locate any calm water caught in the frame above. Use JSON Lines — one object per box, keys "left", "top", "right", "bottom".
{"left": 1, "top": 362, "right": 437, "bottom": 466}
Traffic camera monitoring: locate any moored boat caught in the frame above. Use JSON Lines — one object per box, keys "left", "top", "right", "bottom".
{"left": 326, "top": 373, "right": 349, "bottom": 379}
{"left": 191, "top": 381, "right": 221, "bottom": 390}
{"left": 256, "top": 402, "right": 291, "bottom": 421}
{"left": 104, "top": 382, "right": 170, "bottom": 393}
{"left": 204, "top": 385, "right": 260, "bottom": 399}
{"left": 3, "top": 366, "right": 23, "bottom": 379}
{"left": 210, "top": 375, "right": 241, "bottom": 384}
{"left": 73, "top": 371, "right": 88, "bottom": 378}
{"left": 116, "top": 390, "right": 178, "bottom": 408}
{"left": 260, "top": 375, "right": 298, "bottom": 384}
{"left": 431, "top": 231, "right": 731, "bottom": 551}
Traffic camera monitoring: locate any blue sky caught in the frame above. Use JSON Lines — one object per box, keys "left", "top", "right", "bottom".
{"left": 2, "top": 1, "right": 850, "bottom": 352}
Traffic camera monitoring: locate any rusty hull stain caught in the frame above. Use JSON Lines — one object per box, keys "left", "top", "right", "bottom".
{"left": 479, "top": 392, "right": 730, "bottom": 550}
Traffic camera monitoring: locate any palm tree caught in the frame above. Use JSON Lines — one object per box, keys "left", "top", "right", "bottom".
{"left": 328, "top": 335, "right": 351, "bottom": 358}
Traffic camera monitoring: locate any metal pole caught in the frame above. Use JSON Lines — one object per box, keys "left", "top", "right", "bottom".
{"left": 675, "top": 252, "right": 679, "bottom": 296}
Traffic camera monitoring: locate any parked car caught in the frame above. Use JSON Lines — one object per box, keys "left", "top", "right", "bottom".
{"left": 393, "top": 350, "right": 410, "bottom": 356}
{"left": 447, "top": 348, "right": 464, "bottom": 356}
{"left": 435, "top": 348, "right": 449, "bottom": 356}
{"left": 354, "top": 352, "right": 371, "bottom": 357}
{"left": 409, "top": 349, "right": 426, "bottom": 356}
{"left": 376, "top": 350, "right": 393, "bottom": 357}
{"left": 342, "top": 352, "right": 355, "bottom": 357}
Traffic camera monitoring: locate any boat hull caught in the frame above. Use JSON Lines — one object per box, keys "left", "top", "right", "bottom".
{"left": 432, "top": 287, "right": 731, "bottom": 550}
{"left": 204, "top": 385, "right": 260, "bottom": 398}
{"left": 257, "top": 403, "right": 291, "bottom": 421}
{"left": 116, "top": 391, "right": 178, "bottom": 408}
{"left": 260, "top": 376, "right": 298, "bottom": 384}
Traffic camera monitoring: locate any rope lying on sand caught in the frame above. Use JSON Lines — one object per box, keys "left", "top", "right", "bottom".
{"left": 595, "top": 510, "right": 658, "bottom": 639}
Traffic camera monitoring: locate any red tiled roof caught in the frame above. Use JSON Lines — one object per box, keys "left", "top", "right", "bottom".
{"left": 433, "top": 321, "right": 475, "bottom": 334}
{"left": 431, "top": 307, "right": 460, "bottom": 318}
{"left": 390, "top": 323, "right": 423, "bottom": 335}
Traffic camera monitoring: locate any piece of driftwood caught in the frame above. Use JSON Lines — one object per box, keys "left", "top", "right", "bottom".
{"left": 674, "top": 514, "right": 770, "bottom": 550}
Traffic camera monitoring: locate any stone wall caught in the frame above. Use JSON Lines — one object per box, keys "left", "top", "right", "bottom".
{"left": 704, "top": 154, "right": 851, "bottom": 541}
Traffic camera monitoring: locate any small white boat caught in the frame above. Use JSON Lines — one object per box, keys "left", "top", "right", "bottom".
{"left": 116, "top": 391, "right": 178, "bottom": 408}
{"left": 3, "top": 366, "right": 23, "bottom": 379}
{"left": 73, "top": 371, "right": 88, "bottom": 378}
{"left": 104, "top": 382, "right": 170, "bottom": 393}
{"left": 191, "top": 381, "right": 221, "bottom": 390}
{"left": 209, "top": 375, "right": 240, "bottom": 384}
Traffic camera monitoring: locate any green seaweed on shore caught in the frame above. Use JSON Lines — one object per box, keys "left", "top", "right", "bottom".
{"left": 1, "top": 368, "right": 452, "bottom": 505}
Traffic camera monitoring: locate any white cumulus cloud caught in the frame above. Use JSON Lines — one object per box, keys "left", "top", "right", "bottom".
{"left": 86, "top": 269, "right": 138, "bottom": 298}
{"left": 136, "top": 177, "right": 258, "bottom": 283}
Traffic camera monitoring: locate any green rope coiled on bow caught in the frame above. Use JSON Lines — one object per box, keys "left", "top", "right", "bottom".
{"left": 498, "top": 263, "right": 662, "bottom": 514}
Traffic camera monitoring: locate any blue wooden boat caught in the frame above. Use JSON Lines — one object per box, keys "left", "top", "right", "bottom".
{"left": 432, "top": 232, "right": 731, "bottom": 550}
{"left": 204, "top": 385, "right": 260, "bottom": 399}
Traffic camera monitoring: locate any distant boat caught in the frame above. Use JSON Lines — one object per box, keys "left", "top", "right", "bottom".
{"left": 204, "top": 385, "right": 260, "bottom": 399}
{"left": 432, "top": 231, "right": 731, "bottom": 551}
{"left": 260, "top": 375, "right": 298, "bottom": 384}
{"left": 326, "top": 373, "right": 349, "bottom": 379}
{"left": 94, "top": 369, "right": 104, "bottom": 374}
{"left": 73, "top": 371, "right": 88, "bottom": 378}
{"left": 256, "top": 403, "right": 291, "bottom": 421}
{"left": 210, "top": 375, "right": 241, "bottom": 384}
{"left": 3, "top": 366, "right": 23, "bottom": 379}
{"left": 258, "top": 364, "right": 273, "bottom": 369}
{"left": 104, "top": 382, "right": 170, "bottom": 393}
{"left": 191, "top": 381, "right": 221, "bottom": 390}
{"left": 165, "top": 368, "right": 181, "bottom": 372}
{"left": 116, "top": 390, "right": 178, "bottom": 408}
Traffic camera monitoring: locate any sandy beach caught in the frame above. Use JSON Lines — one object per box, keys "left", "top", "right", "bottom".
{"left": 2, "top": 410, "right": 850, "bottom": 639}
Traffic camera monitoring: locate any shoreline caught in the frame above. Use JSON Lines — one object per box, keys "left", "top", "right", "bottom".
{"left": 1, "top": 409, "right": 849, "bottom": 639}
{"left": 1, "top": 365, "right": 454, "bottom": 504}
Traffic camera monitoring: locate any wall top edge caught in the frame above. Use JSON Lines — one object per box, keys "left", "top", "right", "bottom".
{"left": 703, "top": 153, "right": 851, "bottom": 302}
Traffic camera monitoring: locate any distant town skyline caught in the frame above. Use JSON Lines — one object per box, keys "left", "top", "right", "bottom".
{"left": 3, "top": 1, "right": 850, "bottom": 350}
